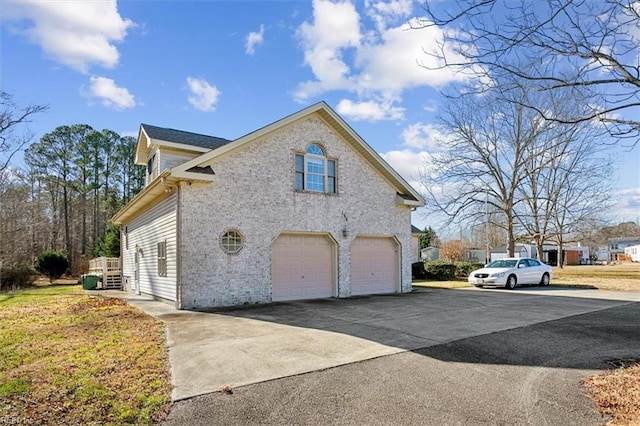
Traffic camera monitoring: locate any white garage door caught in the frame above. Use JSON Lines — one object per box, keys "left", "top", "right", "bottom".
{"left": 350, "top": 237, "right": 399, "bottom": 296}
{"left": 272, "top": 233, "right": 335, "bottom": 302}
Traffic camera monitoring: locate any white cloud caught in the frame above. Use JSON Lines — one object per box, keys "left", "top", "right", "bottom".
{"left": 85, "top": 76, "right": 136, "bottom": 110}
{"left": 245, "top": 24, "right": 265, "bottom": 55}
{"left": 614, "top": 187, "right": 640, "bottom": 222}
{"left": 336, "top": 98, "right": 404, "bottom": 121}
{"left": 401, "top": 122, "right": 452, "bottom": 151}
{"left": 380, "top": 148, "right": 430, "bottom": 192}
{"left": 295, "top": 0, "right": 362, "bottom": 99}
{"left": 294, "top": 1, "right": 469, "bottom": 121}
{"left": 186, "top": 77, "right": 221, "bottom": 112}
{"left": 365, "top": 0, "right": 413, "bottom": 32}
{"left": 2, "top": 0, "right": 133, "bottom": 73}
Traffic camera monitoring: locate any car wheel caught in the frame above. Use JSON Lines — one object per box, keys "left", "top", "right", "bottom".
{"left": 505, "top": 275, "right": 517, "bottom": 289}
{"left": 540, "top": 273, "right": 550, "bottom": 287}
{"left": 474, "top": 285, "right": 484, "bottom": 288}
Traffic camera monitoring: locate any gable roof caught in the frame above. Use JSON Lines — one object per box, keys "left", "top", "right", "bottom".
{"left": 173, "top": 101, "right": 426, "bottom": 206}
{"left": 135, "top": 124, "right": 232, "bottom": 165}
{"left": 114, "top": 101, "right": 425, "bottom": 225}
{"left": 141, "top": 124, "right": 232, "bottom": 150}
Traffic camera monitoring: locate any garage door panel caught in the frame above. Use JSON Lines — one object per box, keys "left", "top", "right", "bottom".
{"left": 350, "top": 237, "right": 398, "bottom": 296}
{"left": 272, "top": 234, "right": 334, "bottom": 302}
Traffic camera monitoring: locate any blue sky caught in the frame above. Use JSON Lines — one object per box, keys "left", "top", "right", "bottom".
{"left": 2, "top": 0, "right": 639, "bottom": 234}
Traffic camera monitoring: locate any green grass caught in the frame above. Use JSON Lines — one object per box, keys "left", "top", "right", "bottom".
{"left": 0, "top": 283, "right": 171, "bottom": 425}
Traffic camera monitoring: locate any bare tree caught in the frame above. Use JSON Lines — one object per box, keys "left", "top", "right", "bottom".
{"left": 0, "top": 92, "right": 48, "bottom": 172}
{"left": 511, "top": 89, "right": 613, "bottom": 262}
{"left": 421, "top": 83, "right": 557, "bottom": 257}
{"left": 440, "top": 240, "right": 466, "bottom": 262}
{"left": 418, "top": 0, "right": 640, "bottom": 144}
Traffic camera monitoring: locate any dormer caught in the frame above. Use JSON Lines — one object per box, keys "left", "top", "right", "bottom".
{"left": 135, "top": 123, "right": 232, "bottom": 187}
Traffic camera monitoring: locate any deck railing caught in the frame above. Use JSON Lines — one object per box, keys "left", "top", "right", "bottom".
{"left": 88, "top": 257, "right": 122, "bottom": 289}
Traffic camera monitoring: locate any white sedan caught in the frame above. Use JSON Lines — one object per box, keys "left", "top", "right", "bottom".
{"left": 468, "top": 257, "right": 552, "bottom": 289}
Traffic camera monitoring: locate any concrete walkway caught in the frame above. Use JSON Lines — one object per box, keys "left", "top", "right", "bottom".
{"left": 96, "top": 287, "right": 640, "bottom": 402}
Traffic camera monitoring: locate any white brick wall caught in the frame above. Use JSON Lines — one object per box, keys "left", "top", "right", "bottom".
{"left": 176, "top": 115, "right": 414, "bottom": 309}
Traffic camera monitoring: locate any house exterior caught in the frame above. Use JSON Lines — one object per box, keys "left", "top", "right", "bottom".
{"left": 410, "top": 225, "right": 424, "bottom": 263}
{"left": 608, "top": 237, "right": 640, "bottom": 261}
{"left": 420, "top": 246, "right": 440, "bottom": 262}
{"left": 111, "top": 102, "right": 425, "bottom": 309}
{"left": 490, "top": 243, "right": 537, "bottom": 262}
{"left": 542, "top": 244, "right": 589, "bottom": 266}
{"left": 625, "top": 245, "right": 640, "bottom": 262}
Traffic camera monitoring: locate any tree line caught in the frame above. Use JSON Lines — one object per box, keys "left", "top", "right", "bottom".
{"left": 1, "top": 94, "right": 144, "bottom": 273}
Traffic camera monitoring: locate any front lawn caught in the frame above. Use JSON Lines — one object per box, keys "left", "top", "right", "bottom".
{"left": 0, "top": 283, "right": 171, "bottom": 425}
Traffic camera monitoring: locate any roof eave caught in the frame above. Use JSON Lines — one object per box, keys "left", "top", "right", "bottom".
{"left": 111, "top": 170, "right": 178, "bottom": 225}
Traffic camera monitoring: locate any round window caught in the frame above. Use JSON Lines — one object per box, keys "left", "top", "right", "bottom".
{"left": 220, "top": 229, "right": 244, "bottom": 254}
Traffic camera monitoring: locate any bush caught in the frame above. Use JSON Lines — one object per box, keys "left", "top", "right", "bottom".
{"left": 412, "top": 262, "right": 426, "bottom": 280}
{"left": 35, "top": 251, "right": 69, "bottom": 283}
{"left": 455, "top": 262, "right": 485, "bottom": 278}
{"left": 0, "top": 264, "right": 38, "bottom": 291}
{"left": 424, "top": 261, "right": 457, "bottom": 281}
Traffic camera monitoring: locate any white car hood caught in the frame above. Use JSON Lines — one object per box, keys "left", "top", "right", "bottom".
{"left": 472, "top": 267, "right": 512, "bottom": 275}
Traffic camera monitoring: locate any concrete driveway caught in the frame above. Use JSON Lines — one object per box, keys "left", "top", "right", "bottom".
{"left": 120, "top": 287, "right": 640, "bottom": 403}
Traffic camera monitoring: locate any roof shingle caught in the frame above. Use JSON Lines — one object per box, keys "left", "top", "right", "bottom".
{"left": 141, "top": 123, "right": 232, "bottom": 150}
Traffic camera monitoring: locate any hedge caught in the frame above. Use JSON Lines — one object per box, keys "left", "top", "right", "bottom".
{"left": 424, "top": 261, "right": 457, "bottom": 281}
{"left": 0, "top": 264, "right": 38, "bottom": 291}
{"left": 455, "top": 262, "right": 485, "bottom": 278}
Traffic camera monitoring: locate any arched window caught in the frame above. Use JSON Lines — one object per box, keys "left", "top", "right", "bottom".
{"left": 295, "top": 144, "right": 336, "bottom": 194}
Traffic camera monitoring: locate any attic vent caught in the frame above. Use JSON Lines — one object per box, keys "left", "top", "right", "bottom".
{"left": 186, "top": 165, "right": 215, "bottom": 175}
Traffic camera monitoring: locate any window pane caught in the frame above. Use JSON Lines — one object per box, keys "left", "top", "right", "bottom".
{"left": 327, "top": 160, "right": 335, "bottom": 177}
{"left": 295, "top": 172, "right": 304, "bottom": 190}
{"left": 328, "top": 176, "right": 335, "bottom": 193}
{"left": 307, "top": 156, "right": 324, "bottom": 174}
{"left": 307, "top": 174, "right": 324, "bottom": 192}
{"left": 221, "top": 230, "right": 244, "bottom": 254}
{"left": 306, "top": 144, "right": 324, "bottom": 155}
{"left": 295, "top": 154, "right": 304, "bottom": 172}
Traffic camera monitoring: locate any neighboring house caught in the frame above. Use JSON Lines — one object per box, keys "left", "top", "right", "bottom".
{"left": 542, "top": 244, "right": 589, "bottom": 266}
{"left": 111, "top": 102, "right": 425, "bottom": 309}
{"left": 490, "top": 243, "right": 536, "bottom": 262}
{"left": 421, "top": 246, "right": 440, "bottom": 262}
{"left": 410, "top": 225, "right": 424, "bottom": 263}
{"left": 625, "top": 245, "right": 640, "bottom": 262}
{"left": 465, "top": 249, "right": 486, "bottom": 264}
{"left": 608, "top": 237, "right": 640, "bottom": 261}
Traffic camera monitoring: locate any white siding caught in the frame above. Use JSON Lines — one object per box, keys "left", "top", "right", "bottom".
{"left": 121, "top": 193, "right": 177, "bottom": 301}
{"left": 159, "top": 151, "right": 199, "bottom": 172}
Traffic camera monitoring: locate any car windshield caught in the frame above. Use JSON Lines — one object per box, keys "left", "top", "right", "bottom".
{"left": 487, "top": 259, "right": 517, "bottom": 268}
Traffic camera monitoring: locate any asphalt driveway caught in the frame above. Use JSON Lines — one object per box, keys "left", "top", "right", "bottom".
{"left": 119, "top": 287, "right": 640, "bottom": 424}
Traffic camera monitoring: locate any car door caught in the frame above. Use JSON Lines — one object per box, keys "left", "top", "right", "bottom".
{"left": 526, "top": 259, "right": 544, "bottom": 283}
{"left": 515, "top": 259, "right": 531, "bottom": 283}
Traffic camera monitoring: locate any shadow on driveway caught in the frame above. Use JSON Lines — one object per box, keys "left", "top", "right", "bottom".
{"left": 211, "top": 287, "right": 640, "bottom": 368}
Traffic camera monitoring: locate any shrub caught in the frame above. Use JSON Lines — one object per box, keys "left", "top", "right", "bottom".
{"left": 455, "top": 262, "right": 485, "bottom": 278}
{"left": 412, "top": 262, "right": 426, "bottom": 280}
{"left": 424, "top": 261, "right": 457, "bottom": 281}
{"left": 0, "top": 264, "right": 38, "bottom": 291}
{"left": 35, "top": 251, "right": 69, "bottom": 283}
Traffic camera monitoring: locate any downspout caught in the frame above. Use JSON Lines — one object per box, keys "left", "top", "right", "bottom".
{"left": 175, "top": 183, "right": 182, "bottom": 309}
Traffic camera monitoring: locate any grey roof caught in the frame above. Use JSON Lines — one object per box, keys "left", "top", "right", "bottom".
{"left": 607, "top": 236, "right": 640, "bottom": 243}
{"left": 141, "top": 123, "right": 232, "bottom": 150}
{"left": 411, "top": 225, "right": 424, "bottom": 234}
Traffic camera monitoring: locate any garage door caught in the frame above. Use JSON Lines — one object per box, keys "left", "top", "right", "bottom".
{"left": 272, "top": 233, "right": 335, "bottom": 301}
{"left": 350, "top": 237, "right": 398, "bottom": 296}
